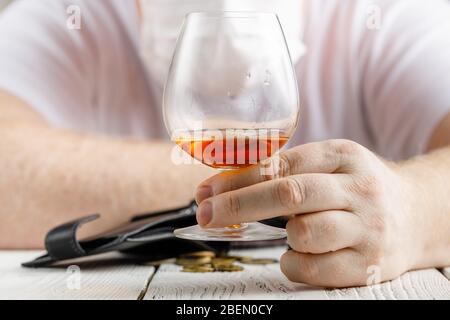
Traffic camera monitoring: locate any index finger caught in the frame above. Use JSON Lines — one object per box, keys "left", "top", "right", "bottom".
{"left": 196, "top": 173, "right": 351, "bottom": 228}
{"left": 196, "top": 139, "right": 364, "bottom": 203}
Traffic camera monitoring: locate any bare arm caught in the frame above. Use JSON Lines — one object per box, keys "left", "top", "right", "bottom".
{"left": 0, "top": 90, "right": 213, "bottom": 249}
{"left": 398, "top": 110, "right": 450, "bottom": 269}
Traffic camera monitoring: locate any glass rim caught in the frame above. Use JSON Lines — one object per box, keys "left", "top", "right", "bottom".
{"left": 185, "top": 11, "right": 278, "bottom": 19}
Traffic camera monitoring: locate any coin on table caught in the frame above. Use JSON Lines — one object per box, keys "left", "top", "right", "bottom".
{"left": 182, "top": 265, "right": 215, "bottom": 273}
{"left": 176, "top": 256, "right": 212, "bottom": 266}
{"left": 220, "top": 255, "right": 245, "bottom": 261}
{"left": 232, "top": 256, "right": 253, "bottom": 263}
{"left": 239, "top": 257, "right": 279, "bottom": 265}
{"left": 215, "top": 264, "right": 244, "bottom": 272}
{"left": 180, "top": 251, "right": 216, "bottom": 259}
{"left": 211, "top": 257, "right": 236, "bottom": 266}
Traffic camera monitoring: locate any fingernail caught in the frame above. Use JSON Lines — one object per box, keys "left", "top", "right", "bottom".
{"left": 197, "top": 201, "right": 213, "bottom": 226}
{"left": 195, "top": 185, "right": 213, "bottom": 204}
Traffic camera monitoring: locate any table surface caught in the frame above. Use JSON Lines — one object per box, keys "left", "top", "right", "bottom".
{"left": 1, "top": 246, "right": 449, "bottom": 300}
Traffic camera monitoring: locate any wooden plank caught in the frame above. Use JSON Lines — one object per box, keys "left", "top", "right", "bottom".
{"left": 145, "top": 246, "right": 450, "bottom": 300}
{"left": 0, "top": 251, "right": 155, "bottom": 300}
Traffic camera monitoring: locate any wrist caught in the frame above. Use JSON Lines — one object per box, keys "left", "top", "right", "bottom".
{"left": 395, "top": 157, "right": 447, "bottom": 270}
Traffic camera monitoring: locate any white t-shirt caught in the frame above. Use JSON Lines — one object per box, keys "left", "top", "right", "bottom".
{"left": 1, "top": 0, "right": 450, "bottom": 160}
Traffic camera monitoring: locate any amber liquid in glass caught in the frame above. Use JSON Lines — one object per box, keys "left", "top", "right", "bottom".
{"left": 174, "top": 129, "right": 289, "bottom": 170}
{"left": 174, "top": 129, "right": 288, "bottom": 231}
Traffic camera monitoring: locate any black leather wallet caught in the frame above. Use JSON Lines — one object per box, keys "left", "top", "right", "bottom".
{"left": 22, "top": 201, "right": 286, "bottom": 268}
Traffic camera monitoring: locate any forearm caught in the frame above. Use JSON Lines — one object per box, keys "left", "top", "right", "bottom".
{"left": 399, "top": 146, "right": 450, "bottom": 269}
{"left": 0, "top": 92, "right": 213, "bottom": 248}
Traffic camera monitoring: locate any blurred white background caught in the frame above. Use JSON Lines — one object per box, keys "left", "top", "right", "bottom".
{"left": 0, "top": 0, "right": 12, "bottom": 11}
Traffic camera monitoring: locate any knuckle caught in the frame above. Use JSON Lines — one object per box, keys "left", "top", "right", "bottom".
{"left": 272, "top": 148, "right": 305, "bottom": 178}
{"left": 276, "top": 178, "right": 306, "bottom": 210}
{"left": 286, "top": 217, "right": 312, "bottom": 251}
{"left": 225, "top": 176, "right": 237, "bottom": 192}
{"left": 294, "top": 217, "right": 312, "bottom": 240}
{"left": 224, "top": 193, "right": 241, "bottom": 220}
{"left": 348, "top": 174, "right": 383, "bottom": 200}
{"left": 278, "top": 153, "right": 293, "bottom": 178}
{"left": 332, "top": 139, "right": 363, "bottom": 156}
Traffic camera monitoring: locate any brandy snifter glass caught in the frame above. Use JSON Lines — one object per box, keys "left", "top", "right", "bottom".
{"left": 163, "top": 12, "right": 300, "bottom": 241}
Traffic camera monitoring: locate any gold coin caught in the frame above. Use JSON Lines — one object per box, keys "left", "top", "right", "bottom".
{"left": 220, "top": 255, "right": 245, "bottom": 260}
{"left": 182, "top": 265, "right": 215, "bottom": 273}
{"left": 233, "top": 256, "right": 253, "bottom": 263}
{"left": 239, "top": 258, "right": 278, "bottom": 265}
{"left": 180, "top": 251, "right": 216, "bottom": 259}
{"left": 215, "top": 264, "right": 244, "bottom": 272}
{"left": 175, "top": 256, "right": 212, "bottom": 266}
{"left": 212, "top": 257, "right": 236, "bottom": 266}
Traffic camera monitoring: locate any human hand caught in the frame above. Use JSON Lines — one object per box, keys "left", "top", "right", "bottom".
{"left": 195, "top": 140, "right": 423, "bottom": 288}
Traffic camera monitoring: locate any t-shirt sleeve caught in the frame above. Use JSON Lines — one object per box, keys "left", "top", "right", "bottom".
{"left": 0, "top": 0, "right": 95, "bottom": 127}
{"left": 362, "top": 0, "right": 450, "bottom": 159}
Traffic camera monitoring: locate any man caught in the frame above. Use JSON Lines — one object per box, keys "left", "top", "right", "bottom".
{"left": 0, "top": 0, "right": 449, "bottom": 287}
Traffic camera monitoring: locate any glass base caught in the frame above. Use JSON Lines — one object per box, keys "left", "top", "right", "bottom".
{"left": 173, "top": 222, "right": 287, "bottom": 242}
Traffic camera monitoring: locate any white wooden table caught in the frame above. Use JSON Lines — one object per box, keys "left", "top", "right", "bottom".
{"left": 1, "top": 246, "right": 449, "bottom": 300}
